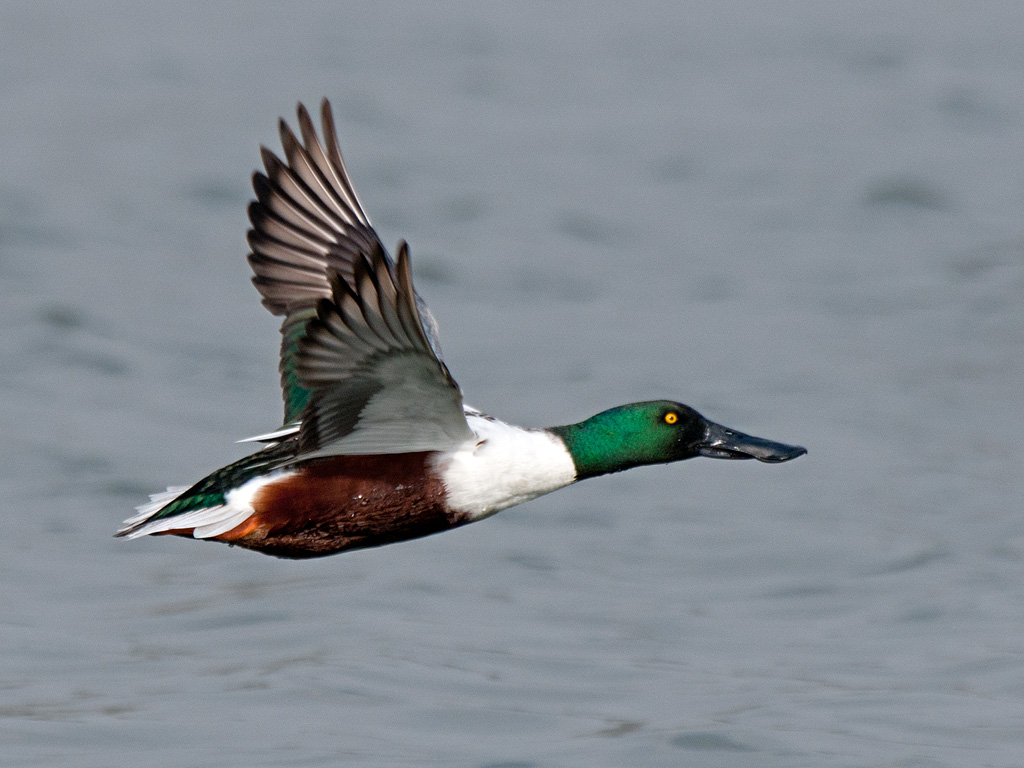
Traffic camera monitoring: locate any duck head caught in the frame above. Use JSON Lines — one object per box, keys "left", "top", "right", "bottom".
{"left": 551, "top": 400, "right": 806, "bottom": 481}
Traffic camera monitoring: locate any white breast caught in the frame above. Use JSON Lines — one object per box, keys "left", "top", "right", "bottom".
{"left": 433, "top": 413, "right": 577, "bottom": 521}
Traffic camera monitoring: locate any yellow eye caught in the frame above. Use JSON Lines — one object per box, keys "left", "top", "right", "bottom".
{"left": 664, "top": 412, "right": 678, "bottom": 425}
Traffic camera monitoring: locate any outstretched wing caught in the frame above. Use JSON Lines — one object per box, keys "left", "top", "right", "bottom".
{"left": 293, "top": 241, "right": 472, "bottom": 457}
{"left": 248, "top": 99, "right": 442, "bottom": 425}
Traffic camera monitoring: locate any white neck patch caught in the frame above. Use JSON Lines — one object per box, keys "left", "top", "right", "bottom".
{"left": 433, "top": 413, "right": 577, "bottom": 521}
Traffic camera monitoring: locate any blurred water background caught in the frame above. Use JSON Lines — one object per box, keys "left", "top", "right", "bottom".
{"left": 2, "top": 2, "right": 1023, "bottom": 766}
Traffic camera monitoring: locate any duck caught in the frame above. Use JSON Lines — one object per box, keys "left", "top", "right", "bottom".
{"left": 117, "top": 100, "right": 806, "bottom": 559}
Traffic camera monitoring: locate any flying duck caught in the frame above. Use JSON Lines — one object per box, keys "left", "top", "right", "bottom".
{"left": 117, "top": 100, "right": 806, "bottom": 559}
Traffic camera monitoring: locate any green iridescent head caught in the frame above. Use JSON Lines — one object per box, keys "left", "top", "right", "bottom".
{"left": 550, "top": 400, "right": 806, "bottom": 481}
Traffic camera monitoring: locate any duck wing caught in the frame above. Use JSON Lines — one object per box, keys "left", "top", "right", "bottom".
{"left": 290, "top": 239, "right": 472, "bottom": 458}
{"left": 248, "top": 99, "right": 443, "bottom": 426}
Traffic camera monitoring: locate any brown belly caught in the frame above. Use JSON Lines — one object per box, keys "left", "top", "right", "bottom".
{"left": 195, "top": 452, "right": 465, "bottom": 559}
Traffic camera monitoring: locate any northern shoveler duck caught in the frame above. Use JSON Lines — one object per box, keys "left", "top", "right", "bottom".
{"left": 117, "top": 100, "right": 806, "bottom": 559}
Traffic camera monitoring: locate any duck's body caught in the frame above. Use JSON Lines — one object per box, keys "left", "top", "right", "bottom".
{"left": 117, "top": 100, "right": 806, "bottom": 559}
{"left": 121, "top": 411, "right": 576, "bottom": 558}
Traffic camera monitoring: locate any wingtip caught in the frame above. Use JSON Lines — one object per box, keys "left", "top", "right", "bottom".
{"left": 259, "top": 146, "right": 282, "bottom": 175}
{"left": 320, "top": 100, "right": 340, "bottom": 154}
{"left": 295, "top": 101, "right": 312, "bottom": 128}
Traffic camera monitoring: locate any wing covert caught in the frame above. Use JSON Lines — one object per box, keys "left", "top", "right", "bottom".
{"left": 292, "top": 241, "right": 471, "bottom": 458}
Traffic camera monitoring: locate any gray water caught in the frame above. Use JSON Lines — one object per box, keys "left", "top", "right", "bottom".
{"left": 3, "top": 2, "right": 1023, "bottom": 766}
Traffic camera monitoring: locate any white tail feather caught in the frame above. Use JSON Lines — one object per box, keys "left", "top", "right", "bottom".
{"left": 121, "top": 504, "right": 231, "bottom": 539}
{"left": 116, "top": 486, "right": 190, "bottom": 536}
{"left": 119, "top": 471, "right": 295, "bottom": 540}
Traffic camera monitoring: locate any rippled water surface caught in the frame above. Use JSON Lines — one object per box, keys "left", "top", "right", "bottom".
{"left": 3, "top": 3, "right": 1024, "bottom": 766}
